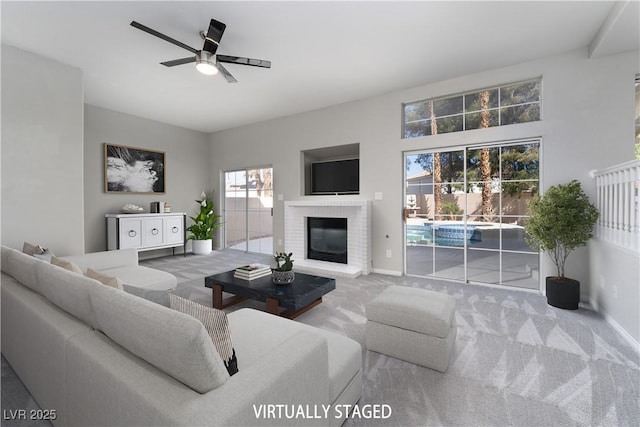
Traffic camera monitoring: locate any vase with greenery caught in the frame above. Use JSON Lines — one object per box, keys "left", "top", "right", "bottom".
{"left": 187, "top": 191, "right": 222, "bottom": 255}
{"left": 272, "top": 252, "right": 295, "bottom": 284}
{"left": 525, "top": 180, "right": 599, "bottom": 309}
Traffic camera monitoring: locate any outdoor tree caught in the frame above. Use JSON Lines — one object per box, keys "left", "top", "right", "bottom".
{"left": 430, "top": 100, "right": 443, "bottom": 219}
{"left": 479, "top": 90, "right": 493, "bottom": 221}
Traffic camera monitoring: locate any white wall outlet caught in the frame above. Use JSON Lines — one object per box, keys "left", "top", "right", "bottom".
{"left": 386, "top": 249, "right": 392, "bottom": 258}
{"left": 375, "top": 192, "right": 383, "bottom": 200}
{"left": 277, "top": 194, "right": 284, "bottom": 201}
{"left": 600, "top": 275, "right": 605, "bottom": 290}
{"left": 613, "top": 285, "right": 618, "bottom": 299}
{"left": 278, "top": 239, "right": 283, "bottom": 246}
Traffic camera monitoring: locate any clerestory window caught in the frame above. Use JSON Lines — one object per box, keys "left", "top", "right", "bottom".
{"left": 402, "top": 78, "right": 541, "bottom": 139}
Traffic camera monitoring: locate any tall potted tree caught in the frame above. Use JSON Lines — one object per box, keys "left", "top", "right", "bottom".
{"left": 525, "top": 180, "right": 599, "bottom": 310}
{"left": 187, "top": 191, "right": 222, "bottom": 255}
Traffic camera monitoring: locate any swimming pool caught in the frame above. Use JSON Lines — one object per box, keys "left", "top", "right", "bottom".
{"left": 407, "top": 222, "right": 482, "bottom": 247}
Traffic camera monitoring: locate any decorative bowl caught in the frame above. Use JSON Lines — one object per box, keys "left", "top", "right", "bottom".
{"left": 120, "top": 204, "right": 144, "bottom": 214}
{"left": 272, "top": 270, "right": 295, "bottom": 285}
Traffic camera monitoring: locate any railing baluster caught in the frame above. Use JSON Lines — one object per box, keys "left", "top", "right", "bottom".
{"left": 592, "top": 159, "right": 640, "bottom": 253}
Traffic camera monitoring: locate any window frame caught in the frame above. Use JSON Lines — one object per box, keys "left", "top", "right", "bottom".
{"left": 402, "top": 78, "right": 542, "bottom": 139}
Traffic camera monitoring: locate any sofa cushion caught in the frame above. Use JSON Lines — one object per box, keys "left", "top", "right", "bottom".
{"left": 33, "top": 250, "right": 55, "bottom": 262}
{"left": 228, "top": 308, "right": 362, "bottom": 404}
{"left": 1, "top": 245, "right": 10, "bottom": 269}
{"left": 121, "top": 285, "right": 171, "bottom": 307}
{"left": 3, "top": 246, "right": 42, "bottom": 294}
{"left": 101, "top": 265, "right": 176, "bottom": 291}
{"left": 2, "top": 273, "right": 94, "bottom": 426}
{"left": 62, "top": 249, "right": 138, "bottom": 274}
{"left": 86, "top": 268, "right": 124, "bottom": 290}
{"left": 35, "top": 261, "right": 101, "bottom": 329}
{"left": 169, "top": 295, "right": 238, "bottom": 376}
{"left": 90, "top": 284, "right": 229, "bottom": 393}
{"left": 51, "top": 256, "right": 83, "bottom": 275}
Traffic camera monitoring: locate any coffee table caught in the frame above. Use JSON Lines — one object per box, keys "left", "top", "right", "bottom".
{"left": 204, "top": 270, "right": 336, "bottom": 319}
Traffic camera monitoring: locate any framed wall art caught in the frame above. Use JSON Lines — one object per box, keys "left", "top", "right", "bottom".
{"left": 104, "top": 143, "right": 165, "bottom": 194}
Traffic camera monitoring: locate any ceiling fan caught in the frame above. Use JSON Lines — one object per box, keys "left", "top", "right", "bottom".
{"left": 130, "top": 19, "right": 271, "bottom": 83}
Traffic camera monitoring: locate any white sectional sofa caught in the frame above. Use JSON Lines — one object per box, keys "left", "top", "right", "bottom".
{"left": 1, "top": 246, "right": 362, "bottom": 426}
{"left": 61, "top": 248, "right": 178, "bottom": 305}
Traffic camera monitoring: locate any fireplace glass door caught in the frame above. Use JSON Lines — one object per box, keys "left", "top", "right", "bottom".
{"left": 224, "top": 167, "right": 273, "bottom": 254}
{"left": 307, "top": 217, "right": 348, "bottom": 264}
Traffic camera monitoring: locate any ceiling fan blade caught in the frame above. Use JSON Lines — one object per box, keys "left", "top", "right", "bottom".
{"left": 216, "top": 63, "right": 238, "bottom": 83}
{"left": 202, "top": 19, "right": 226, "bottom": 54}
{"left": 217, "top": 55, "right": 271, "bottom": 68}
{"left": 161, "top": 56, "right": 196, "bottom": 67}
{"left": 130, "top": 21, "right": 198, "bottom": 54}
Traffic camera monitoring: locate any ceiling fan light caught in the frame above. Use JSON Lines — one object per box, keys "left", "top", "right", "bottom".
{"left": 196, "top": 62, "right": 218, "bottom": 75}
{"left": 196, "top": 51, "right": 218, "bottom": 75}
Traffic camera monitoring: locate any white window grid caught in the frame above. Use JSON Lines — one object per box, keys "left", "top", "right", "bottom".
{"left": 403, "top": 78, "right": 541, "bottom": 137}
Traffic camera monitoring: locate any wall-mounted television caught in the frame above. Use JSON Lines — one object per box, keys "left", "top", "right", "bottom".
{"left": 311, "top": 158, "right": 359, "bottom": 195}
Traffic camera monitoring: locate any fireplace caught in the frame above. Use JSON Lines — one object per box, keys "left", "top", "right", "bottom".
{"left": 307, "top": 217, "right": 348, "bottom": 264}
{"left": 285, "top": 200, "right": 371, "bottom": 277}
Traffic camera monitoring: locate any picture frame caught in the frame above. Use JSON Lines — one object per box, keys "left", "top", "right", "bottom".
{"left": 104, "top": 143, "right": 165, "bottom": 194}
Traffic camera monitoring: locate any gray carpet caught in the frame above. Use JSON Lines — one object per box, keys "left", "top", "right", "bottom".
{"left": 2, "top": 249, "right": 639, "bottom": 426}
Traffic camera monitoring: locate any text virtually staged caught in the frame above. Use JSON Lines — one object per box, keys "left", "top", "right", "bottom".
{"left": 252, "top": 404, "right": 392, "bottom": 420}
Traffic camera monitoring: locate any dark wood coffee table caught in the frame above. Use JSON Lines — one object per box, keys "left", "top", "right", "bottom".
{"left": 204, "top": 270, "right": 335, "bottom": 319}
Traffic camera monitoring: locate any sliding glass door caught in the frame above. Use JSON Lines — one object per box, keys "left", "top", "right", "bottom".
{"left": 404, "top": 140, "right": 540, "bottom": 290}
{"left": 224, "top": 167, "right": 273, "bottom": 254}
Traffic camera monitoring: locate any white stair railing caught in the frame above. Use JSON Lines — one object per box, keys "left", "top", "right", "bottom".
{"left": 591, "top": 159, "right": 640, "bottom": 252}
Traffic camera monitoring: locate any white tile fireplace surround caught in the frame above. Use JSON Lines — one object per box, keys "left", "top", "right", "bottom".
{"left": 285, "top": 200, "right": 371, "bottom": 278}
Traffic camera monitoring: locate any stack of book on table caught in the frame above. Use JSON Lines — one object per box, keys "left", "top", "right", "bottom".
{"left": 234, "top": 263, "right": 272, "bottom": 280}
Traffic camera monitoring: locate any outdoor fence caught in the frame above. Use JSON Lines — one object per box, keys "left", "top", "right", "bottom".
{"left": 407, "top": 193, "right": 534, "bottom": 223}
{"left": 592, "top": 159, "right": 640, "bottom": 253}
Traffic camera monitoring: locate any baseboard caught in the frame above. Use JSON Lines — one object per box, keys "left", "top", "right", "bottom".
{"left": 371, "top": 268, "right": 402, "bottom": 276}
{"left": 590, "top": 297, "right": 640, "bottom": 354}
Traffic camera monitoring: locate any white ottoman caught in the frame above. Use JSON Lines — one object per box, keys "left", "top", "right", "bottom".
{"left": 365, "top": 286, "right": 457, "bottom": 372}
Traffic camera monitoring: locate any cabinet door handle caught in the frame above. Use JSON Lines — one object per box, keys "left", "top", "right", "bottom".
{"left": 128, "top": 230, "right": 137, "bottom": 238}
{"left": 172, "top": 226, "right": 179, "bottom": 233}
{"left": 151, "top": 228, "right": 159, "bottom": 235}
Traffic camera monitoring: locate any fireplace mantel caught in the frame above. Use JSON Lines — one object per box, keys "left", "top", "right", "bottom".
{"left": 284, "top": 200, "right": 371, "bottom": 277}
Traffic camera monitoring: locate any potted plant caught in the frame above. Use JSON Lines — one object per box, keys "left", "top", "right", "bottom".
{"left": 187, "top": 191, "right": 222, "bottom": 255}
{"left": 272, "top": 252, "right": 295, "bottom": 285}
{"left": 525, "top": 180, "right": 599, "bottom": 310}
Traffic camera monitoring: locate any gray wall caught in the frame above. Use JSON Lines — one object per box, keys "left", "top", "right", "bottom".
{"left": 83, "top": 105, "right": 211, "bottom": 253}
{"left": 210, "top": 48, "right": 638, "bottom": 287}
{"left": 589, "top": 241, "right": 640, "bottom": 345}
{"left": 1, "top": 45, "right": 85, "bottom": 255}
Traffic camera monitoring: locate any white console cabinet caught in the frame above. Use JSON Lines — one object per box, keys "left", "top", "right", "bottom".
{"left": 106, "top": 213, "right": 186, "bottom": 255}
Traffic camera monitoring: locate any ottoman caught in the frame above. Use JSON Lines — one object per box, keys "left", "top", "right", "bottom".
{"left": 365, "top": 286, "right": 457, "bottom": 372}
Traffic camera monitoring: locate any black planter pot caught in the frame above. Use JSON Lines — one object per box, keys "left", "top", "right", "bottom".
{"left": 546, "top": 277, "right": 580, "bottom": 310}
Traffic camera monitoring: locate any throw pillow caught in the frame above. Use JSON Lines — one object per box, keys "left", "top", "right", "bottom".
{"left": 169, "top": 294, "right": 238, "bottom": 376}
{"left": 86, "top": 268, "right": 124, "bottom": 290}
{"left": 22, "top": 242, "right": 46, "bottom": 256}
{"left": 51, "top": 256, "right": 83, "bottom": 275}
{"left": 33, "top": 250, "right": 54, "bottom": 262}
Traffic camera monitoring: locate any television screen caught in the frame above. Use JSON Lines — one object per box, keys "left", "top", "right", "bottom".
{"left": 311, "top": 159, "right": 359, "bottom": 194}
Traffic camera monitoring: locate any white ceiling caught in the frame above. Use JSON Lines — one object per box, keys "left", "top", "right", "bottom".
{"left": 2, "top": 1, "right": 638, "bottom": 134}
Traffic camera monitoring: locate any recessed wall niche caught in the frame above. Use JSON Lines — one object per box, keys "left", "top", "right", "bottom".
{"left": 301, "top": 143, "right": 360, "bottom": 196}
